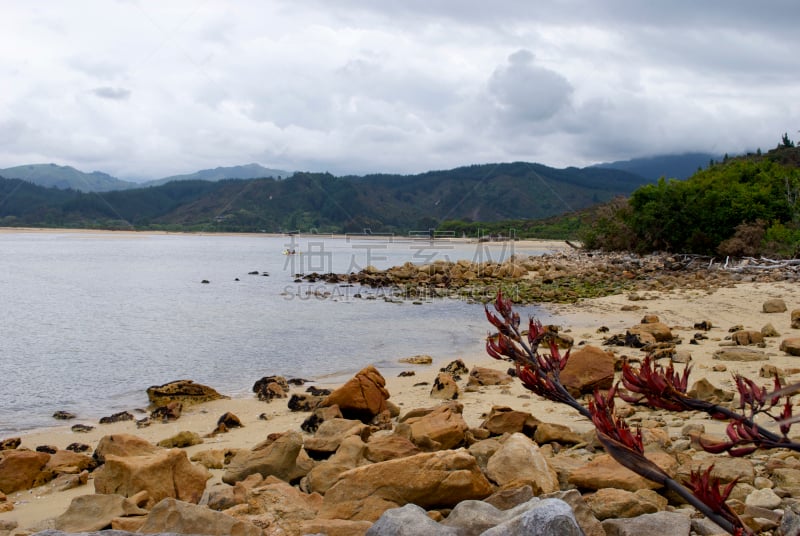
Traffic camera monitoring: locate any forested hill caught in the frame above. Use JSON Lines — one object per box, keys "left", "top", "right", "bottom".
{"left": 0, "top": 162, "right": 651, "bottom": 233}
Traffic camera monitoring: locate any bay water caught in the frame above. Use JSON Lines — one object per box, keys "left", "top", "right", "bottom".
{"left": 0, "top": 231, "right": 554, "bottom": 435}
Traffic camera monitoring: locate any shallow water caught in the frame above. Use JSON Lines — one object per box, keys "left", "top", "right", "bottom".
{"left": 0, "top": 232, "right": 553, "bottom": 434}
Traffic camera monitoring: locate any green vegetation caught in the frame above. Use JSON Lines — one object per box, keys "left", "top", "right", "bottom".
{"left": 581, "top": 140, "right": 800, "bottom": 257}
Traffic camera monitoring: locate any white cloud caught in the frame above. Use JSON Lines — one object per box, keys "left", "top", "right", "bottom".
{"left": 0, "top": 0, "right": 798, "bottom": 179}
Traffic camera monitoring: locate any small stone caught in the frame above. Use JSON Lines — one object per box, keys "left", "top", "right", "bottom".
{"left": 746, "top": 487, "right": 782, "bottom": 509}
{"left": 763, "top": 298, "right": 788, "bottom": 313}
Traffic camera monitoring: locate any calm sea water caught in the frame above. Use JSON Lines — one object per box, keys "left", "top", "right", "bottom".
{"left": 0, "top": 231, "right": 554, "bottom": 435}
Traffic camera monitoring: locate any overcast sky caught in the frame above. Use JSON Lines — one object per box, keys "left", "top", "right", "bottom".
{"left": 1, "top": 1, "right": 799, "bottom": 180}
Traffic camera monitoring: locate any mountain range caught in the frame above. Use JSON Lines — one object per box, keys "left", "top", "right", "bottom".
{"left": 0, "top": 152, "right": 720, "bottom": 233}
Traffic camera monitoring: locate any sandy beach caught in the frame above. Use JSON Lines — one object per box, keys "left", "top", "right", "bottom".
{"left": 3, "top": 271, "right": 800, "bottom": 531}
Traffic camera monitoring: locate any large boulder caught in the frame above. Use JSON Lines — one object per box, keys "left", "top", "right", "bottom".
{"left": 54, "top": 493, "right": 147, "bottom": 532}
{"left": 146, "top": 379, "right": 227, "bottom": 407}
{"left": 93, "top": 449, "right": 210, "bottom": 507}
{"left": 239, "top": 476, "right": 323, "bottom": 531}
{"left": 628, "top": 322, "right": 673, "bottom": 342}
{"left": 430, "top": 372, "right": 460, "bottom": 400}
{"left": 318, "top": 449, "right": 494, "bottom": 522}
{"left": 467, "top": 366, "right": 514, "bottom": 387}
{"left": 569, "top": 452, "right": 678, "bottom": 492}
{"left": 222, "top": 430, "right": 306, "bottom": 485}
{"left": 560, "top": 345, "right": 615, "bottom": 396}
{"left": 0, "top": 450, "right": 53, "bottom": 493}
{"left": 305, "top": 436, "right": 367, "bottom": 494}
{"left": 486, "top": 433, "right": 559, "bottom": 495}
{"left": 303, "top": 418, "right": 370, "bottom": 459}
{"left": 252, "top": 375, "right": 289, "bottom": 402}
{"left": 365, "top": 434, "right": 422, "bottom": 463}
{"left": 45, "top": 450, "right": 97, "bottom": 474}
{"left": 400, "top": 402, "right": 469, "bottom": 450}
{"left": 137, "top": 497, "right": 261, "bottom": 536}
{"left": 319, "top": 366, "right": 390, "bottom": 422}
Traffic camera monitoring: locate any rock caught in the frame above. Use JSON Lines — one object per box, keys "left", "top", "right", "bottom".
{"left": 731, "top": 330, "right": 765, "bottom": 346}
{"left": 480, "top": 406, "right": 540, "bottom": 436}
{"left": 584, "top": 488, "right": 663, "bottom": 520}
{"left": 486, "top": 433, "right": 559, "bottom": 494}
{"left": 602, "top": 511, "right": 691, "bottom": 536}
{"left": 157, "top": 430, "right": 203, "bottom": 448}
{"left": 318, "top": 449, "right": 493, "bottom": 522}
{"left": 305, "top": 435, "right": 365, "bottom": 494}
{"left": 137, "top": 497, "right": 261, "bottom": 536}
{"left": 36, "top": 445, "right": 57, "bottom": 454}
{"left": 243, "top": 476, "right": 325, "bottom": 529}
{"left": 288, "top": 393, "right": 324, "bottom": 412}
{"left": 440, "top": 359, "right": 469, "bottom": 380}
{"left": 792, "top": 309, "right": 800, "bottom": 329}
{"left": 299, "top": 518, "right": 374, "bottom": 535}
{"left": 319, "top": 366, "right": 390, "bottom": 422}
{"left": 430, "top": 372, "right": 460, "bottom": 400}
{"left": 560, "top": 345, "right": 615, "bottom": 395}
{"left": 99, "top": 411, "right": 135, "bottom": 424}
{"left": 760, "top": 363, "right": 784, "bottom": 379}
{"left": 467, "top": 366, "right": 514, "bottom": 387}
{"left": 45, "top": 450, "right": 96, "bottom": 474}
{"left": 534, "top": 422, "right": 583, "bottom": 445}
{"left": 252, "top": 375, "right": 289, "bottom": 402}
{"left": 543, "top": 489, "right": 606, "bottom": 536}
{"left": 222, "top": 430, "right": 306, "bottom": 485}
{"left": 365, "top": 434, "right": 422, "bottom": 463}
{"left": 762, "top": 323, "right": 781, "bottom": 337}
{"left": 146, "top": 379, "right": 227, "bottom": 407}
{"left": 763, "top": 298, "right": 788, "bottom": 313}
{"left": 687, "top": 378, "right": 734, "bottom": 403}
{"left": 304, "top": 418, "right": 370, "bottom": 459}
{"left": 569, "top": 452, "right": 677, "bottom": 491}
{"left": 746, "top": 487, "right": 782, "bottom": 509}
{"left": 71, "top": 423, "right": 94, "bottom": 433}
{"left": 66, "top": 442, "right": 91, "bottom": 453}
{"left": 480, "top": 498, "right": 583, "bottom": 536}
{"left": 713, "top": 347, "right": 768, "bottom": 361}
{"left": 366, "top": 502, "right": 461, "bottom": 535}
{"left": 45, "top": 470, "right": 89, "bottom": 493}
{"left": 54, "top": 493, "right": 147, "bottom": 532}
{"left": 93, "top": 449, "right": 210, "bottom": 507}
{"left": 0, "top": 438, "right": 19, "bottom": 451}
{"left": 628, "top": 322, "right": 673, "bottom": 342}
{"left": 216, "top": 411, "right": 242, "bottom": 430}
{"left": 93, "top": 434, "right": 160, "bottom": 463}
{"left": 484, "top": 485, "right": 535, "bottom": 511}
{"left": 52, "top": 411, "right": 76, "bottom": 420}
{"left": 190, "top": 449, "right": 226, "bottom": 470}
{"left": 399, "top": 354, "right": 433, "bottom": 365}
{"left": 680, "top": 456, "right": 755, "bottom": 485}
{"left": 781, "top": 338, "right": 800, "bottom": 356}
{"left": 0, "top": 450, "right": 53, "bottom": 493}
{"left": 301, "top": 405, "right": 344, "bottom": 434}
{"left": 0, "top": 491, "right": 12, "bottom": 514}
{"left": 150, "top": 401, "right": 183, "bottom": 421}
{"left": 401, "top": 402, "right": 469, "bottom": 450}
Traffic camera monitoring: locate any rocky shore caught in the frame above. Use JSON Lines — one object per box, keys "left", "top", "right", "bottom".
{"left": 2, "top": 252, "right": 800, "bottom": 535}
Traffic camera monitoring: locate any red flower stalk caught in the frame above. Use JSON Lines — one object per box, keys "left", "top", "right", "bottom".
{"left": 688, "top": 466, "right": 751, "bottom": 535}
{"left": 619, "top": 356, "right": 691, "bottom": 412}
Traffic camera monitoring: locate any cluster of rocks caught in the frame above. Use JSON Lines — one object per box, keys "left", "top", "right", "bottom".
{"left": 5, "top": 354, "right": 800, "bottom": 536}
{"left": 299, "top": 250, "right": 800, "bottom": 303}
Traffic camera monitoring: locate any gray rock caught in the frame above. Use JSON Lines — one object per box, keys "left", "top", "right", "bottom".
{"left": 443, "top": 499, "right": 528, "bottom": 535}
{"left": 481, "top": 499, "right": 583, "bottom": 535}
{"left": 365, "top": 503, "right": 461, "bottom": 536}
{"left": 602, "top": 511, "right": 691, "bottom": 536}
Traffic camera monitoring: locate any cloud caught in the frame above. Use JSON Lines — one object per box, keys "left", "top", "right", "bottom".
{"left": 91, "top": 87, "right": 132, "bottom": 100}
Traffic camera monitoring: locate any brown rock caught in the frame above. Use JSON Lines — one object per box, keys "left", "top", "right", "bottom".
{"left": 486, "top": 433, "right": 559, "bottom": 494}
{"left": 137, "top": 497, "right": 261, "bottom": 536}
{"left": 318, "top": 449, "right": 494, "bottom": 521}
{"left": 94, "top": 434, "right": 161, "bottom": 463}
{"left": 402, "top": 402, "right": 469, "bottom": 450}
{"left": 569, "top": 452, "right": 678, "bottom": 491}
{"left": 534, "top": 422, "right": 584, "bottom": 445}
{"left": 45, "top": 450, "right": 97, "bottom": 474}
{"left": 628, "top": 322, "right": 673, "bottom": 342}
{"left": 301, "top": 405, "right": 344, "bottom": 434}
{"left": 94, "top": 449, "right": 210, "bottom": 507}
{"left": 157, "top": 430, "right": 203, "bottom": 449}
{"left": 479, "top": 406, "right": 540, "bottom": 436}
{"left": 792, "top": 309, "right": 800, "bottom": 329}
{"left": 222, "top": 430, "right": 306, "bottom": 485}
{"left": 54, "top": 493, "right": 148, "bottom": 532}
{"left": 732, "top": 330, "right": 765, "bottom": 346}
{"left": 713, "top": 347, "right": 768, "bottom": 361}
{"left": 298, "top": 519, "right": 373, "bottom": 536}
{"left": 305, "top": 435, "right": 365, "bottom": 494}
{"left": 365, "top": 434, "right": 422, "bottom": 463}
{"left": 763, "top": 298, "right": 788, "bottom": 313}
{"left": 584, "top": 488, "right": 663, "bottom": 520}
{"left": 146, "top": 379, "right": 227, "bottom": 407}
{"left": 190, "top": 449, "right": 226, "bottom": 470}
{"left": 0, "top": 438, "right": 21, "bottom": 451}
{"left": 289, "top": 393, "right": 324, "bottom": 412}
{"left": 150, "top": 401, "right": 183, "bottom": 422}
{"left": 0, "top": 491, "right": 12, "bottom": 513}
{"left": 467, "top": 366, "right": 514, "bottom": 387}
{"left": 440, "top": 359, "right": 469, "bottom": 379}
{"left": 0, "top": 450, "right": 53, "bottom": 493}
{"left": 762, "top": 323, "right": 781, "bottom": 337}
{"left": 560, "top": 345, "right": 615, "bottom": 395}
{"left": 303, "top": 418, "right": 370, "bottom": 459}
{"left": 680, "top": 456, "right": 755, "bottom": 485}
{"left": 320, "top": 366, "right": 390, "bottom": 422}
{"left": 399, "top": 354, "right": 433, "bottom": 365}
{"left": 430, "top": 372, "right": 460, "bottom": 400}
{"left": 483, "top": 484, "right": 534, "bottom": 510}
{"left": 544, "top": 489, "right": 606, "bottom": 536}
{"left": 687, "top": 378, "right": 734, "bottom": 403}
{"left": 781, "top": 338, "right": 800, "bottom": 357}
